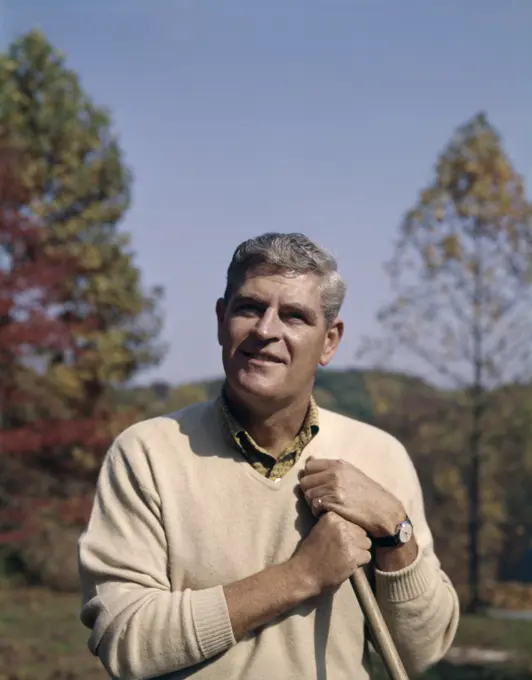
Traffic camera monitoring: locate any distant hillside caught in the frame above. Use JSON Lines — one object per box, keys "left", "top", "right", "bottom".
{"left": 314, "top": 367, "right": 444, "bottom": 422}
{"left": 117, "top": 367, "right": 448, "bottom": 426}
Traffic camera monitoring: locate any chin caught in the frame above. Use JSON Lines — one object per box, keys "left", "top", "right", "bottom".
{"left": 231, "top": 370, "right": 283, "bottom": 401}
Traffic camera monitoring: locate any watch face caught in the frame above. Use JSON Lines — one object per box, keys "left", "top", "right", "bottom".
{"left": 398, "top": 521, "right": 413, "bottom": 544}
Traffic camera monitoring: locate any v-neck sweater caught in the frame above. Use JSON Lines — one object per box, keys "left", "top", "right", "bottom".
{"left": 78, "top": 399, "right": 459, "bottom": 680}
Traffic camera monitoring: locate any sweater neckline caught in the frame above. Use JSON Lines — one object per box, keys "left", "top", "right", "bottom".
{"left": 208, "top": 400, "right": 327, "bottom": 491}
{"left": 236, "top": 433, "right": 324, "bottom": 490}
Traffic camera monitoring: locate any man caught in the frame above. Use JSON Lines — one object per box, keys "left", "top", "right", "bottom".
{"left": 78, "top": 232, "right": 460, "bottom": 680}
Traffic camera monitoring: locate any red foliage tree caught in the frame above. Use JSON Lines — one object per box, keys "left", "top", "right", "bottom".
{"left": 0, "top": 142, "right": 108, "bottom": 544}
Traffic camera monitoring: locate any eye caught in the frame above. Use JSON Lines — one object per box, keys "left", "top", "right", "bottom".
{"left": 285, "top": 311, "right": 306, "bottom": 323}
{"left": 234, "top": 303, "right": 261, "bottom": 317}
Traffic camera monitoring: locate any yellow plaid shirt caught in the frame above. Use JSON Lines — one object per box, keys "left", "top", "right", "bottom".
{"left": 218, "top": 391, "right": 319, "bottom": 480}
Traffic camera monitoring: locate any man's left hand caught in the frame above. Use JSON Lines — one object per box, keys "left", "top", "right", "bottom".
{"left": 299, "top": 457, "right": 406, "bottom": 539}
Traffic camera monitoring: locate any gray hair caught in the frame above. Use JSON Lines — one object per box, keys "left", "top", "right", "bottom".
{"left": 224, "top": 232, "right": 346, "bottom": 326}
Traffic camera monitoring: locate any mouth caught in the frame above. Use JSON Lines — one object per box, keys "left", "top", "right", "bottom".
{"left": 241, "top": 350, "right": 284, "bottom": 364}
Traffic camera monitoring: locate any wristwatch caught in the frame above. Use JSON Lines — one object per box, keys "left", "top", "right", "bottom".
{"left": 371, "top": 516, "right": 413, "bottom": 548}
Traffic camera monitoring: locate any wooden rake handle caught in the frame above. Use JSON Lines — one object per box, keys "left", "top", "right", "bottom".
{"left": 350, "top": 569, "right": 409, "bottom": 680}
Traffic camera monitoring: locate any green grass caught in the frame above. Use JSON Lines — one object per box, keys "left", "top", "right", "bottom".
{"left": 457, "top": 615, "right": 532, "bottom": 663}
{"left": 1, "top": 586, "right": 532, "bottom": 679}
{"left": 0, "top": 587, "right": 104, "bottom": 680}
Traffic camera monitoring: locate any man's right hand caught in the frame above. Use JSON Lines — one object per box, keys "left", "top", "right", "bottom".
{"left": 293, "top": 512, "right": 372, "bottom": 594}
{"left": 224, "top": 512, "right": 371, "bottom": 641}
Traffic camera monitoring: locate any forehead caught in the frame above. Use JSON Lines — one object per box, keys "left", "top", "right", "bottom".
{"left": 235, "top": 270, "right": 322, "bottom": 307}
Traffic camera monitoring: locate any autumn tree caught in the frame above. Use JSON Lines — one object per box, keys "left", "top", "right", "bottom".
{"left": 361, "top": 113, "right": 532, "bottom": 610}
{"left": 0, "top": 139, "right": 79, "bottom": 544}
{"left": 0, "top": 138, "right": 112, "bottom": 471}
{"left": 0, "top": 32, "right": 166, "bottom": 565}
{"left": 0, "top": 30, "right": 166, "bottom": 481}
{"left": 1, "top": 142, "right": 56, "bottom": 417}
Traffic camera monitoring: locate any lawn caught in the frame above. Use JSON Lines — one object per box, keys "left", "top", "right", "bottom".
{"left": 0, "top": 587, "right": 103, "bottom": 680}
{"left": 1, "top": 586, "right": 532, "bottom": 680}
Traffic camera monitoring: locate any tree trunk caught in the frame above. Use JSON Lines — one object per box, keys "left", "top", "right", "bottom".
{"left": 467, "top": 218, "right": 485, "bottom": 613}
{"left": 467, "top": 385, "right": 483, "bottom": 612}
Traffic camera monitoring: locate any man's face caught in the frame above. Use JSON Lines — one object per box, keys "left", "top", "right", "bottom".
{"left": 216, "top": 269, "right": 343, "bottom": 405}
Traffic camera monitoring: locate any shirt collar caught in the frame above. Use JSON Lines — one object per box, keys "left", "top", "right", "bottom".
{"left": 218, "top": 387, "right": 319, "bottom": 457}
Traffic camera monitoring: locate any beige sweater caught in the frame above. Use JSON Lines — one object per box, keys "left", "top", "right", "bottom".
{"left": 78, "top": 401, "right": 459, "bottom": 680}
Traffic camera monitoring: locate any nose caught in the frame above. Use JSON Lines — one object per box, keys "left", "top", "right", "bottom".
{"left": 253, "top": 308, "right": 281, "bottom": 341}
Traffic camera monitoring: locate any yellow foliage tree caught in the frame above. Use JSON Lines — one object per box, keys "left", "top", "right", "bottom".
{"left": 361, "top": 112, "right": 532, "bottom": 610}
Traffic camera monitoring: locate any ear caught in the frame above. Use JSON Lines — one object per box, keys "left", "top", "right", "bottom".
{"left": 215, "top": 298, "right": 227, "bottom": 346}
{"left": 319, "top": 319, "right": 344, "bottom": 367}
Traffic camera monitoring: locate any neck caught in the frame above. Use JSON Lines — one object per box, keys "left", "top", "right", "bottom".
{"left": 223, "top": 383, "right": 312, "bottom": 458}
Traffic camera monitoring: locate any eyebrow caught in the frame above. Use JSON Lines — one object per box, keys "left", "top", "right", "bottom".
{"left": 231, "top": 294, "right": 265, "bottom": 307}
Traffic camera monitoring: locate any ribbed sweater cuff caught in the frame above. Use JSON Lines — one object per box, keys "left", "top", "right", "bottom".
{"left": 374, "top": 552, "right": 433, "bottom": 603}
{"left": 191, "top": 585, "right": 236, "bottom": 659}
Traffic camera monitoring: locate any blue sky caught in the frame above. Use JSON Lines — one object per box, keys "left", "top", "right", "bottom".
{"left": 2, "top": 1, "right": 531, "bottom": 385}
